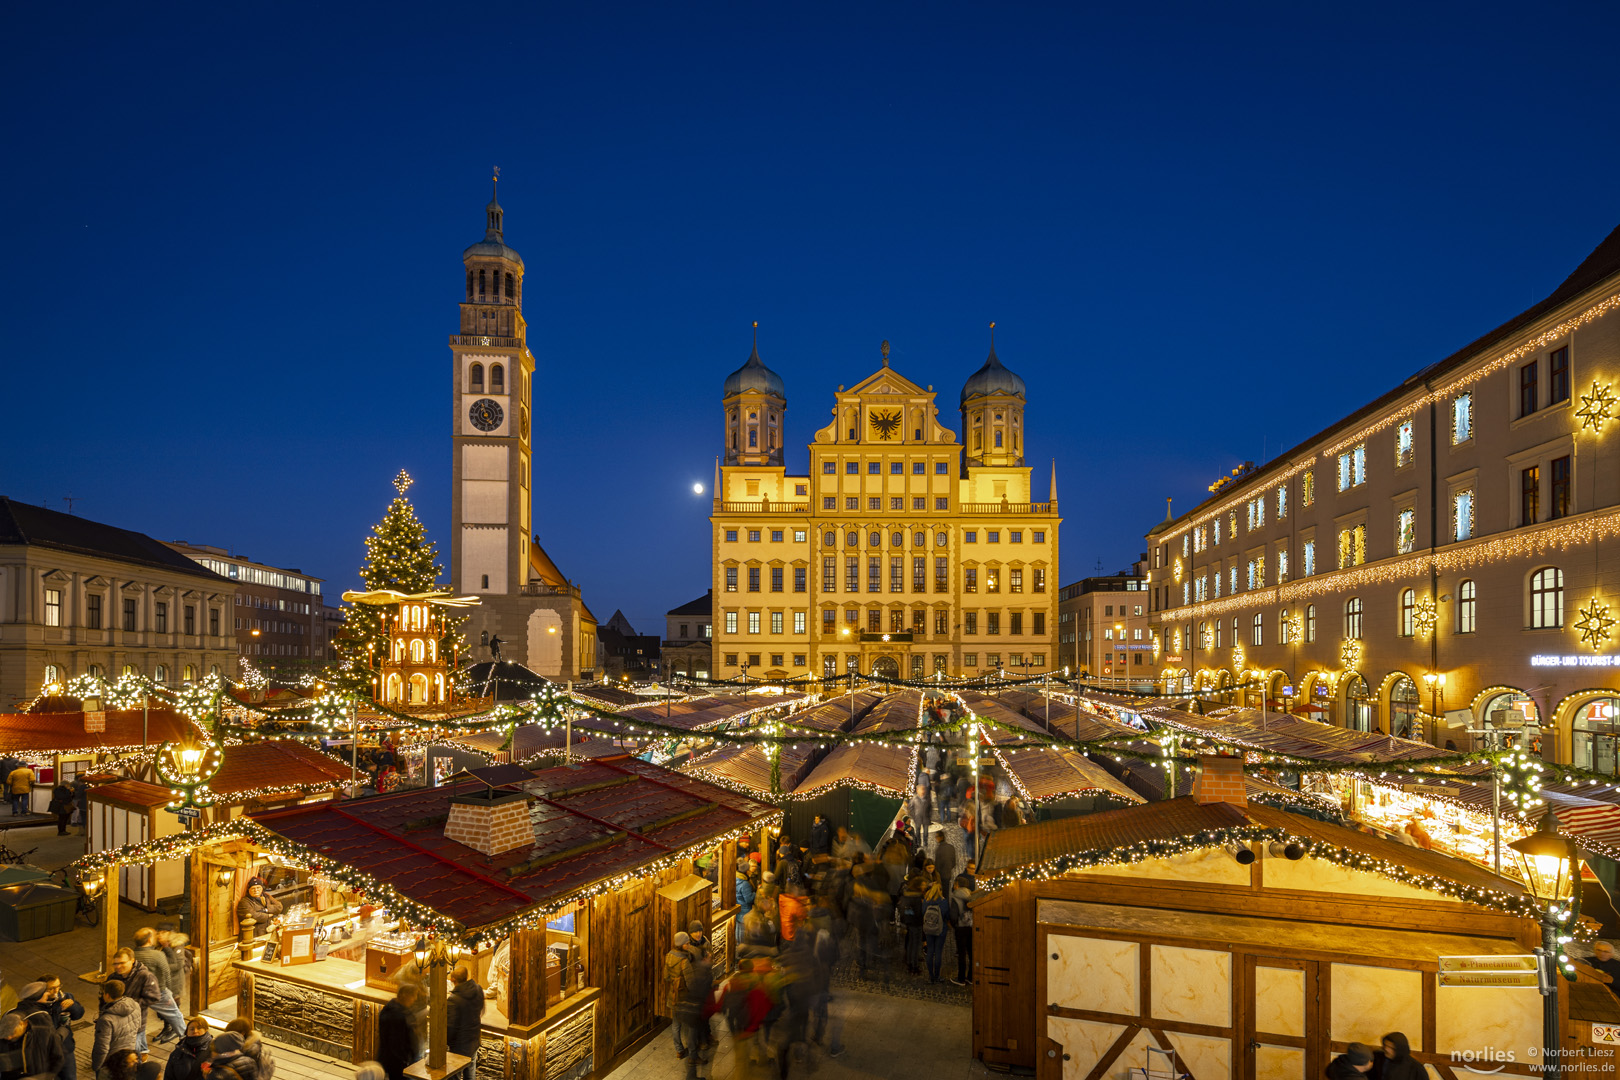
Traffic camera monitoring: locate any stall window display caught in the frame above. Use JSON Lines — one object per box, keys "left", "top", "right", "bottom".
{"left": 1480, "top": 691, "right": 1544, "bottom": 756}
{"left": 1573, "top": 699, "right": 1620, "bottom": 778}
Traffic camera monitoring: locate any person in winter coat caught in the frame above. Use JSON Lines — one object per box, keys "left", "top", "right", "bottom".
{"left": 1378, "top": 1033, "right": 1424, "bottom": 1080}
{"left": 752, "top": 872, "right": 781, "bottom": 931}
{"left": 90, "top": 982, "right": 141, "bottom": 1074}
{"left": 1, "top": 1007, "right": 63, "bottom": 1080}
{"left": 7, "top": 764, "right": 35, "bottom": 816}
{"left": 897, "top": 878, "right": 926, "bottom": 975}
{"left": 155, "top": 926, "right": 189, "bottom": 1015}
{"left": 949, "top": 876, "right": 975, "bottom": 985}
{"left": 734, "top": 866, "right": 756, "bottom": 943}
{"left": 808, "top": 815, "right": 831, "bottom": 858}
{"left": 132, "top": 930, "right": 186, "bottom": 1044}
{"left": 808, "top": 925, "right": 844, "bottom": 1056}
{"left": 777, "top": 885, "right": 809, "bottom": 944}
{"left": 663, "top": 934, "right": 694, "bottom": 1058}
{"left": 102, "top": 1049, "right": 160, "bottom": 1080}
{"left": 445, "top": 965, "right": 484, "bottom": 1080}
{"left": 234, "top": 879, "right": 283, "bottom": 932}
{"left": 162, "top": 1018, "right": 212, "bottom": 1080}
{"left": 375, "top": 986, "right": 420, "bottom": 1080}
{"left": 109, "top": 948, "right": 166, "bottom": 1053}
{"left": 208, "top": 1031, "right": 259, "bottom": 1080}
{"left": 1325, "top": 1043, "right": 1374, "bottom": 1079}
{"left": 921, "top": 883, "right": 950, "bottom": 983}
{"left": 673, "top": 956, "right": 714, "bottom": 1080}
{"left": 20, "top": 976, "right": 83, "bottom": 1080}
{"left": 221, "top": 1020, "right": 274, "bottom": 1080}
{"left": 47, "top": 784, "right": 73, "bottom": 836}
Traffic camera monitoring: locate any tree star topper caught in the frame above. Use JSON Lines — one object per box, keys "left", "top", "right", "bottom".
{"left": 1576, "top": 595, "right": 1616, "bottom": 650}
{"left": 1578, "top": 380, "right": 1617, "bottom": 434}
{"left": 393, "top": 469, "right": 414, "bottom": 495}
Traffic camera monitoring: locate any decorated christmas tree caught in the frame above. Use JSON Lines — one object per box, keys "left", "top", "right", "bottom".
{"left": 332, "top": 471, "right": 466, "bottom": 695}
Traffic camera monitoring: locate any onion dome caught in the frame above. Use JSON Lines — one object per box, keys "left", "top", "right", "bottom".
{"left": 723, "top": 343, "right": 786, "bottom": 401}
{"left": 463, "top": 192, "right": 524, "bottom": 267}
{"left": 960, "top": 344, "right": 1025, "bottom": 404}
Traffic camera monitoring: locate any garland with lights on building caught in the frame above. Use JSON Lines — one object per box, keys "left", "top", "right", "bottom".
{"left": 331, "top": 471, "right": 468, "bottom": 697}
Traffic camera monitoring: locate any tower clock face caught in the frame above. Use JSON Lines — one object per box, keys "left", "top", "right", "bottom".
{"left": 469, "top": 398, "right": 504, "bottom": 432}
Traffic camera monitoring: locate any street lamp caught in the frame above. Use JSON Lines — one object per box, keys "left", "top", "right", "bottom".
{"left": 840, "top": 626, "right": 854, "bottom": 721}
{"left": 1423, "top": 672, "right": 1447, "bottom": 742}
{"left": 1508, "top": 815, "right": 1579, "bottom": 1078}
{"left": 155, "top": 732, "right": 221, "bottom": 810}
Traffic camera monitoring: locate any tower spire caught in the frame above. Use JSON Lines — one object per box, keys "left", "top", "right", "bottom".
{"left": 1050, "top": 458, "right": 1057, "bottom": 503}
{"left": 1164, "top": 497, "right": 1173, "bottom": 523}
{"left": 492, "top": 165, "right": 500, "bottom": 202}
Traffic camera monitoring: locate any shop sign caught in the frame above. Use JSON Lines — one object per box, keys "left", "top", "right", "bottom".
{"left": 1437, "top": 954, "right": 1540, "bottom": 988}
{"left": 1592, "top": 1024, "right": 1620, "bottom": 1045}
{"left": 1531, "top": 654, "right": 1620, "bottom": 667}
{"left": 1163, "top": 655, "right": 1183, "bottom": 663}
{"left": 166, "top": 806, "right": 202, "bottom": 820}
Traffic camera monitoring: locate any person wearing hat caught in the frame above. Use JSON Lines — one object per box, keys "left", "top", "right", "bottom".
{"left": 235, "top": 877, "right": 283, "bottom": 930}
{"left": 685, "top": 920, "right": 707, "bottom": 959}
{"left": 662, "top": 933, "right": 694, "bottom": 1058}
{"left": 1325, "top": 1042, "right": 1374, "bottom": 1079}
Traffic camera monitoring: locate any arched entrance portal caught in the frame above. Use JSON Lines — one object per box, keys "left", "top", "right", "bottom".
{"left": 1389, "top": 675, "right": 1420, "bottom": 741}
{"left": 1345, "top": 674, "right": 1373, "bottom": 732}
{"left": 872, "top": 656, "right": 900, "bottom": 679}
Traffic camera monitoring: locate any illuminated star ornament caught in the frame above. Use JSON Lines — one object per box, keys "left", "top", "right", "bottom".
{"left": 1341, "top": 637, "right": 1362, "bottom": 670}
{"left": 1578, "top": 381, "right": 1618, "bottom": 434}
{"left": 1231, "top": 642, "right": 1245, "bottom": 672}
{"left": 1413, "top": 595, "right": 1438, "bottom": 638}
{"left": 1575, "top": 595, "right": 1616, "bottom": 650}
{"left": 393, "top": 469, "right": 414, "bottom": 495}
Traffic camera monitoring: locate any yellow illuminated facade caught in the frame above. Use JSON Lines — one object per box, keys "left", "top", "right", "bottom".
{"left": 711, "top": 339, "right": 1060, "bottom": 680}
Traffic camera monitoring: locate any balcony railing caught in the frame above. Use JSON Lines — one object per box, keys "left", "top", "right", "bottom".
{"left": 713, "top": 501, "right": 810, "bottom": 514}
{"left": 449, "top": 335, "right": 524, "bottom": 349}
{"left": 519, "top": 582, "right": 582, "bottom": 598}
{"left": 959, "top": 502, "right": 1057, "bottom": 514}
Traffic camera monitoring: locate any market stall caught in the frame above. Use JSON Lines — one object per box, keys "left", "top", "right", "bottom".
{"left": 76, "top": 755, "right": 777, "bottom": 1080}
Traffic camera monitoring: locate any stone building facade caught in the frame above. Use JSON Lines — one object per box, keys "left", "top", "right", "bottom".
{"left": 1145, "top": 222, "right": 1620, "bottom": 771}
{"left": 165, "top": 541, "right": 323, "bottom": 676}
{"left": 710, "top": 338, "right": 1061, "bottom": 681}
{"left": 1057, "top": 559, "right": 1155, "bottom": 689}
{"left": 0, "top": 498, "right": 237, "bottom": 705}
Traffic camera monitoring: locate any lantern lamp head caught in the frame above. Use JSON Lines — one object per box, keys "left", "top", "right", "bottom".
{"left": 1508, "top": 814, "right": 1578, "bottom": 906}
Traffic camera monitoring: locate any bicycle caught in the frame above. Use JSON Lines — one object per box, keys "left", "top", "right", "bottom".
{"left": 0, "top": 841, "right": 38, "bottom": 864}
{"left": 52, "top": 866, "right": 101, "bottom": 926}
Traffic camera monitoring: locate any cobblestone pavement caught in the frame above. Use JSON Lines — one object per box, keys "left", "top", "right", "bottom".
{"left": 605, "top": 989, "right": 984, "bottom": 1080}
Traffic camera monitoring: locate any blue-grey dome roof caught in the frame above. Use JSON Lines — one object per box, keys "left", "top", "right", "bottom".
{"left": 723, "top": 345, "right": 786, "bottom": 399}
{"left": 463, "top": 197, "right": 524, "bottom": 267}
{"left": 960, "top": 345, "right": 1025, "bottom": 404}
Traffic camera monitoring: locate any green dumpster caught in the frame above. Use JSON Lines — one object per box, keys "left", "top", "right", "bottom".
{"left": 0, "top": 882, "right": 78, "bottom": 941}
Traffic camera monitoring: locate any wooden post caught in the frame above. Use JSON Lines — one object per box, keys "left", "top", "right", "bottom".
{"left": 720, "top": 841, "right": 737, "bottom": 910}
{"left": 189, "top": 847, "right": 209, "bottom": 1009}
{"left": 759, "top": 826, "right": 773, "bottom": 873}
{"left": 102, "top": 864, "right": 119, "bottom": 974}
{"left": 429, "top": 953, "right": 448, "bottom": 1071}
{"left": 506, "top": 928, "right": 548, "bottom": 1026}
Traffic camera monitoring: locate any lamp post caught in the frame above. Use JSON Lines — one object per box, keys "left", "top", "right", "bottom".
{"left": 413, "top": 936, "right": 455, "bottom": 1073}
{"left": 840, "top": 626, "right": 854, "bottom": 722}
{"left": 1424, "top": 671, "right": 1447, "bottom": 743}
{"left": 1508, "top": 816, "right": 1579, "bottom": 1078}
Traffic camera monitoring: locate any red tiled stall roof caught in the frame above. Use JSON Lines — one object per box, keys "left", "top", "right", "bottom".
{"left": 210, "top": 740, "right": 351, "bottom": 795}
{"left": 0, "top": 708, "right": 201, "bottom": 755}
{"left": 89, "top": 779, "right": 172, "bottom": 810}
{"left": 251, "top": 755, "right": 777, "bottom": 930}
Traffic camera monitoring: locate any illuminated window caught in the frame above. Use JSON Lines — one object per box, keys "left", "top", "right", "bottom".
{"left": 1399, "top": 588, "right": 1415, "bottom": 637}
{"left": 1252, "top": 613, "right": 1262, "bottom": 647}
{"left": 1344, "top": 597, "right": 1363, "bottom": 640}
{"left": 1305, "top": 604, "right": 1316, "bottom": 642}
{"left": 1457, "top": 580, "right": 1476, "bottom": 634}
{"left": 44, "top": 589, "right": 61, "bottom": 627}
{"left": 1301, "top": 470, "right": 1314, "bottom": 507}
{"left": 1453, "top": 488, "right": 1474, "bottom": 542}
{"left": 1396, "top": 508, "right": 1415, "bottom": 555}
{"left": 1337, "top": 445, "right": 1366, "bottom": 491}
{"left": 1396, "top": 420, "right": 1413, "bottom": 468}
{"left": 1452, "top": 393, "right": 1473, "bottom": 444}
{"left": 1529, "top": 567, "right": 1564, "bottom": 629}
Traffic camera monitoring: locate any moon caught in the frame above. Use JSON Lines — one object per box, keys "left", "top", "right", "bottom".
{"left": 692, "top": 483, "right": 704, "bottom": 494}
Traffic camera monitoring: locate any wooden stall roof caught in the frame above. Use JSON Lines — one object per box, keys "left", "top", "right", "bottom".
{"left": 251, "top": 755, "right": 778, "bottom": 930}
{"left": 1137, "top": 703, "right": 1456, "bottom": 765}
{"left": 453, "top": 715, "right": 645, "bottom": 762}
{"left": 793, "top": 691, "right": 921, "bottom": 797}
{"left": 210, "top": 740, "right": 351, "bottom": 794}
{"left": 957, "top": 693, "right": 1143, "bottom": 804}
{"left": 0, "top": 708, "right": 200, "bottom": 754}
{"left": 568, "top": 685, "right": 644, "bottom": 708}
{"left": 611, "top": 693, "right": 805, "bottom": 732}
{"left": 685, "top": 691, "right": 884, "bottom": 795}
{"left": 989, "top": 689, "right": 1147, "bottom": 743}
{"left": 89, "top": 779, "right": 171, "bottom": 810}
{"left": 1036, "top": 899, "right": 1525, "bottom": 963}
{"left": 979, "top": 795, "right": 1529, "bottom": 903}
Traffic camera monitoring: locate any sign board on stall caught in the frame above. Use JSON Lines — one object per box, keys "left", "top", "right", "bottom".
{"left": 1438, "top": 954, "right": 1540, "bottom": 988}
{"left": 1591, "top": 1024, "right": 1620, "bottom": 1046}
{"left": 166, "top": 807, "right": 202, "bottom": 820}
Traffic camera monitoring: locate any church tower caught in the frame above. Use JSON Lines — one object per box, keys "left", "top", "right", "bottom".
{"left": 960, "top": 329, "right": 1026, "bottom": 470}
{"left": 448, "top": 179, "right": 599, "bottom": 680}
{"left": 450, "top": 174, "right": 533, "bottom": 597}
{"left": 722, "top": 326, "right": 787, "bottom": 466}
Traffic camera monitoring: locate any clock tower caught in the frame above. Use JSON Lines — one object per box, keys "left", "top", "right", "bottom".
{"left": 449, "top": 178, "right": 599, "bottom": 679}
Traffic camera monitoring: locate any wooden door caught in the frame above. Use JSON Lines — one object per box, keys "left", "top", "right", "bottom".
{"left": 614, "top": 881, "right": 655, "bottom": 1053}
{"left": 1244, "top": 956, "right": 1318, "bottom": 1080}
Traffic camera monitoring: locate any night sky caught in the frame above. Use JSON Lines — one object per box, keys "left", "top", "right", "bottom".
{"left": 6, "top": 4, "right": 1620, "bottom": 634}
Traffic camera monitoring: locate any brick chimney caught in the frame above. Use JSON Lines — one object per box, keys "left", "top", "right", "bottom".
{"left": 1192, "top": 755, "right": 1247, "bottom": 806}
{"left": 445, "top": 789, "right": 534, "bottom": 857}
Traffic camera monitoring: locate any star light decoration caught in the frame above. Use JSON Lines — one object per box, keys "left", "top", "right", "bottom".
{"left": 393, "top": 469, "right": 414, "bottom": 495}
{"left": 1412, "top": 595, "right": 1439, "bottom": 638}
{"left": 1231, "top": 642, "right": 1246, "bottom": 672}
{"left": 1578, "top": 381, "right": 1618, "bottom": 435}
{"left": 1341, "top": 637, "right": 1362, "bottom": 670}
{"left": 1575, "top": 595, "right": 1617, "bottom": 650}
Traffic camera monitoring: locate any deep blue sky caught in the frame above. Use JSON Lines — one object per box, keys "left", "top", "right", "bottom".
{"left": 5, "top": 3, "right": 1620, "bottom": 633}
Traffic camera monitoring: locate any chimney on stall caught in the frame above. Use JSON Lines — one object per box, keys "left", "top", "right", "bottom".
{"left": 1192, "top": 755, "right": 1247, "bottom": 807}
{"left": 444, "top": 787, "right": 533, "bottom": 857}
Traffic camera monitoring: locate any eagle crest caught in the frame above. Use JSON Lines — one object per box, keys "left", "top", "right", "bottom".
{"left": 869, "top": 410, "right": 902, "bottom": 440}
